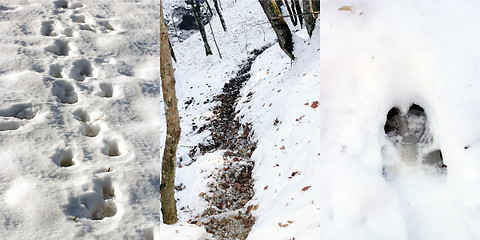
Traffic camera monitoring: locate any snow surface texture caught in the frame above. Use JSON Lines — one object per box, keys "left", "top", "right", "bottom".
{"left": 321, "top": 1, "right": 480, "bottom": 239}
{"left": 0, "top": 0, "right": 160, "bottom": 239}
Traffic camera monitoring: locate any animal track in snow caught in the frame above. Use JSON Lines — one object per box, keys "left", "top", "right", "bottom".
{"left": 0, "top": 103, "right": 37, "bottom": 120}
{"left": 80, "top": 122, "right": 100, "bottom": 137}
{"left": 40, "top": 20, "right": 57, "bottom": 36}
{"left": 73, "top": 108, "right": 90, "bottom": 122}
{"left": 79, "top": 176, "right": 117, "bottom": 220}
{"left": 98, "top": 20, "right": 115, "bottom": 32}
{"left": 98, "top": 83, "right": 113, "bottom": 98}
{"left": 52, "top": 80, "right": 78, "bottom": 104}
{"left": 70, "top": 14, "right": 85, "bottom": 23}
{"left": 45, "top": 39, "right": 70, "bottom": 56}
{"left": 69, "top": 59, "right": 93, "bottom": 81}
{"left": 62, "top": 28, "right": 74, "bottom": 37}
{"left": 53, "top": 0, "right": 68, "bottom": 8}
{"left": 102, "top": 139, "right": 122, "bottom": 157}
{"left": 52, "top": 148, "right": 74, "bottom": 167}
{"left": 68, "top": 2, "right": 84, "bottom": 9}
{"left": 0, "top": 121, "right": 21, "bottom": 131}
{"left": 383, "top": 103, "right": 445, "bottom": 177}
{"left": 79, "top": 24, "right": 96, "bottom": 32}
{"left": 49, "top": 64, "right": 63, "bottom": 78}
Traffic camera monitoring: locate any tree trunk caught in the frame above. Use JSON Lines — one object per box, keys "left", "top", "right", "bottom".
{"left": 258, "top": 0, "right": 295, "bottom": 60}
{"left": 212, "top": 0, "right": 227, "bottom": 31}
{"left": 160, "top": 0, "right": 181, "bottom": 225}
{"left": 293, "top": 0, "right": 303, "bottom": 27}
{"left": 191, "top": 0, "right": 213, "bottom": 56}
{"left": 303, "top": 0, "right": 319, "bottom": 38}
{"left": 284, "top": 0, "right": 297, "bottom": 26}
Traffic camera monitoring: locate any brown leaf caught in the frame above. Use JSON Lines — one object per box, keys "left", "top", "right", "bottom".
{"left": 264, "top": 185, "right": 269, "bottom": 190}
{"left": 311, "top": 101, "right": 319, "bottom": 109}
{"left": 252, "top": 205, "right": 259, "bottom": 210}
{"left": 302, "top": 186, "right": 312, "bottom": 191}
{"left": 287, "top": 220, "right": 294, "bottom": 224}
{"left": 339, "top": 5, "right": 352, "bottom": 11}
{"left": 280, "top": 145, "right": 285, "bottom": 150}
{"left": 291, "top": 171, "right": 300, "bottom": 177}
{"left": 304, "top": 102, "right": 309, "bottom": 106}
{"left": 278, "top": 222, "right": 289, "bottom": 228}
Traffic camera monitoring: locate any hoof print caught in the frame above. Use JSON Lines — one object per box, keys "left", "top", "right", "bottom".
{"left": 46, "top": 39, "right": 70, "bottom": 56}
{"left": 80, "top": 122, "right": 100, "bottom": 137}
{"left": 52, "top": 148, "right": 74, "bottom": 167}
{"left": 70, "top": 59, "right": 93, "bottom": 81}
{"left": 102, "top": 139, "right": 121, "bottom": 157}
{"left": 52, "top": 80, "right": 78, "bottom": 104}
{"left": 49, "top": 64, "right": 63, "bottom": 78}
{"left": 98, "top": 83, "right": 113, "bottom": 98}
{"left": 40, "top": 20, "right": 57, "bottom": 36}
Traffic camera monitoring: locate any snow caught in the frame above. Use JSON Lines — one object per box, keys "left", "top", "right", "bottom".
{"left": 4, "top": 0, "right": 480, "bottom": 239}
{"left": 0, "top": 0, "right": 160, "bottom": 239}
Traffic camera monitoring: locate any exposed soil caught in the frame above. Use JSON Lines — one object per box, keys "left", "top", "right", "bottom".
{"left": 187, "top": 45, "right": 271, "bottom": 239}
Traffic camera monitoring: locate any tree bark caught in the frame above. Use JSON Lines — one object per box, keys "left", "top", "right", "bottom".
{"left": 191, "top": 0, "right": 213, "bottom": 56}
{"left": 160, "top": 0, "right": 181, "bottom": 225}
{"left": 303, "top": 0, "right": 319, "bottom": 38}
{"left": 258, "top": 0, "right": 295, "bottom": 60}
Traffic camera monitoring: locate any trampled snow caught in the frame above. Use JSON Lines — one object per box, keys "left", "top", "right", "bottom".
{"left": 0, "top": 0, "right": 160, "bottom": 239}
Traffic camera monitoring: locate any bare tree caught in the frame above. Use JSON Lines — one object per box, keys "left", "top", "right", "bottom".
{"left": 190, "top": 0, "right": 213, "bottom": 56}
{"left": 160, "top": 0, "right": 181, "bottom": 224}
{"left": 258, "top": 0, "right": 295, "bottom": 60}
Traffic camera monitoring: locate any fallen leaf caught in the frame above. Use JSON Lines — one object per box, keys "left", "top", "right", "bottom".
{"left": 278, "top": 222, "right": 289, "bottom": 228}
{"left": 311, "top": 101, "right": 319, "bottom": 109}
{"left": 280, "top": 145, "right": 285, "bottom": 150}
{"left": 302, "top": 186, "right": 312, "bottom": 191}
{"left": 252, "top": 205, "right": 259, "bottom": 210}
{"left": 304, "top": 102, "right": 309, "bottom": 105}
{"left": 287, "top": 220, "right": 294, "bottom": 224}
{"left": 264, "top": 185, "right": 269, "bottom": 190}
{"left": 291, "top": 171, "right": 300, "bottom": 177}
{"left": 339, "top": 5, "right": 352, "bottom": 11}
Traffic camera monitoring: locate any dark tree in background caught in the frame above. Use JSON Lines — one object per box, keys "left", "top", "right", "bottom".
{"left": 190, "top": 0, "right": 213, "bottom": 56}
{"left": 160, "top": 0, "right": 181, "bottom": 225}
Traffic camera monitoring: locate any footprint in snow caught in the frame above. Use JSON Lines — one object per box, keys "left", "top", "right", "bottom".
{"left": 97, "top": 82, "right": 114, "bottom": 98}
{"left": 383, "top": 103, "right": 446, "bottom": 177}
{"left": 52, "top": 148, "right": 75, "bottom": 167}
{"left": 49, "top": 63, "right": 63, "bottom": 78}
{"left": 70, "top": 176, "right": 117, "bottom": 220}
{"left": 51, "top": 80, "right": 78, "bottom": 104}
{"left": 101, "top": 139, "right": 123, "bottom": 157}
{"left": 0, "top": 103, "right": 38, "bottom": 120}
{"left": 0, "top": 121, "right": 22, "bottom": 131}
{"left": 53, "top": 0, "right": 83, "bottom": 9}
{"left": 40, "top": 20, "right": 57, "bottom": 36}
{"left": 45, "top": 39, "right": 70, "bottom": 56}
{"left": 69, "top": 59, "right": 93, "bottom": 81}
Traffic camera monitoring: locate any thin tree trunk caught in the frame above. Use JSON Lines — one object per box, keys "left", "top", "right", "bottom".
{"left": 258, "top": 0, "right": 295, "bottom": 60}
{"left": 293, "top": 0, "right": 303, "bottom": 27}
{"left": 160, "top": 0, "right": 181, "bottom": 225}
{"left": 284, "top": 0, "right": 297, "bottom": 26}
{"left": 191, "top": 0, "right": 212, "bottom": 56}
{"left": 212, "top": 0, "right": 227, "bottom": 31}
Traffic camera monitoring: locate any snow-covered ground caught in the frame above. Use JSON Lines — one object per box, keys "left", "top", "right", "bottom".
{"left": 0, "top": 0, "right": 160, "bottom": 239}
{"left": 5, "top": 0, "right": 480, "bottom": 239}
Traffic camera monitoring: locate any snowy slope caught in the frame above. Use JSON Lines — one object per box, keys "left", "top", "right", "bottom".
{"left": 0, "top": 1, "right": 160, "bottom": 239}
{"left": 321, "top": 1, "right": 480, "bottom": 239}
{"left": 161, "top": 0, "right": 321, "bottom": 239}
